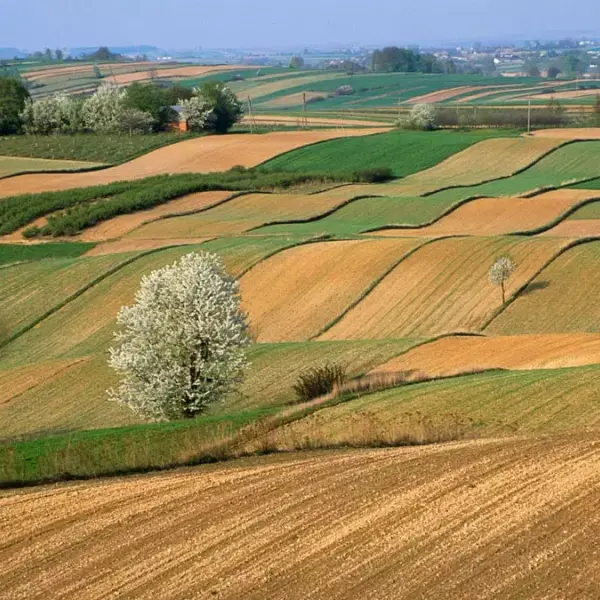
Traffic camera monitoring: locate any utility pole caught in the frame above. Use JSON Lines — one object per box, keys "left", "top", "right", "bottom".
{"left": 527, "top": 98, "right": 532, "bottom": 135}
{"left": 247, "top": 96, "right": 257, "bottom": 133}
{"left": 303, "top": 92, "right": 308, "bottom": 128}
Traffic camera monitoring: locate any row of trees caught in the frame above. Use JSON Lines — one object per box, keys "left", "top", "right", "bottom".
{"left": 0, "top": 76, "right": 243, "bottom": 135}
{"left": 371, "top": 47, "right": 457, "bottom": 74}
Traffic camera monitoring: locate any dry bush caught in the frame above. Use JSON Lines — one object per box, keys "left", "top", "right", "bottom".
{"left": 293, "top": 363, "right": 347, "bottom": 403}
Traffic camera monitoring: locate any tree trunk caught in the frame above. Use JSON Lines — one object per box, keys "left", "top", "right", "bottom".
{"left": 501, "top": 281, "right": 506, "bottom": 306}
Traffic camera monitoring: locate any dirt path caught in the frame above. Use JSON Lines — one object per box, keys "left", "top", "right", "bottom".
{"left": 0, "top": 129, "right": 388, "bottom": 199}
{"left": 1, "top": 435, "right": 598, "bottom": 599}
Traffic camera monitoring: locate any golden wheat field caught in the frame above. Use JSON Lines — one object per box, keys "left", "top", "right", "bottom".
{"left": 1, "top": 435, "right": 599, "bottom": 600}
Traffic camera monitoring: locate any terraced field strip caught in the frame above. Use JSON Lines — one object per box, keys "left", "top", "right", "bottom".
{"left": 0, "top": 238, "right": 301, "bottom": 368}
{"left": 0, "top": 156, "right": 103, "bottom": 179}
{"left": 22, "top": 61, "right": 160, "bottom": 81}
{"left": 111, "top": 64, "right": 255, "bottom": 85}
{"left": 0, "top": 355, "right": 137, "bottom": 439}
{"left": 273, "top": 367, "right": 600, "bottom": 445}
{"left": 319, "top": 236, "right": 568, "bottom": 340}
{"left": 2, "top": 436, "right": 599, "bottom": 599}
{"left": 257, "top": 195, "right": 455, "bottom": 237}
{"left": 487, "top": 240, "right": 600, "bottom": 335}
{"left": 230, "top": 338, "right": 423, "bottom": 411}
{"left": 540, "top": 197, "right": 600, "bottom": 236}
{"left": 126, "top": 190, "right": 361, "bottom": 239}
{"left": 77, "top": 190, "right": 235, "bottom": 243}
{"left": 85, "top": 238, "right": 214, "bottom": 256}
{"left": 241, "top": 114, "right": 384, "bottom": 126}
{"left": 417, "top": 140, "right": 600, "bottom": 207}
{"left": 374, "top": 189, "right": 600, "bottom": 237}
{"left": 0, "top": 252, "right": 140, "bottom": 342}
{"left": 531, "top": 127, "right": 600, "bottom": 139}
{"left": 0, "top": 130, "right": 386, "bottom": 198}
{"left": 370, "top": 333, "right": 600, "bottom": 379}
{"left": 404, "top": 85, "right": 483, "bottom": 104}
{"left": 240, "top": 238, "right": 425, "bottom": 342}
{"left": 242, "top": 73, "right": 347, "bottom": 101}
{"left": 370, "top": 137, "right": 564, "bottom": 197}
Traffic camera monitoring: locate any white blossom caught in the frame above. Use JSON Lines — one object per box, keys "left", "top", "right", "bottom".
{"left": 80, "top": 84, "right": 126, "bottom": 133}
{"left": 108, "top": 252, "right": 251, "bottom": 420}
{"left": 20, "top": 93, "right": 82, "bottom": 135}
{"left": 397, "top": 103, "right": 438, "bottom": 131}
{"left": 488, "top": 255, "right": 516, "bottom": 305}
{"left": 178, "top": 94, "right": 214, "bottom": 132}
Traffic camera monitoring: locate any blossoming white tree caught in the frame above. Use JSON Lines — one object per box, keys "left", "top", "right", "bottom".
{"left": 488, "top": 255, "right": 516, "bottom": 305}
{"left": 108, "top": 252, "right": 251, "bottom": 420}
{"left": 81, "top": 84, "right": 126, "bottom": 133}
{"left": 20, "top": 93, "right": 82, "bottom": 134}
{"left": 398, "top": 103, "right": 438, "bottom": 130}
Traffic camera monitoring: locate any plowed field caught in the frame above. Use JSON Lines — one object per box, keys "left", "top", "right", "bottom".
{"left": 320, "top": 236, "right": 568, "bottom": 340}
{"left": 375, "top": 189, "right": 598, "bottom": 237}
{"left": 487, "top": 240, "right": 600, "bottom": 335}
{"left": 126, "top": 190, "right": 358, "bottom": 239}
{"left": 0, "top": 156, "right": 102, "bottom": 179}
{"left": 240, "top": 238, "right": 424, "bottom": 342}
{"left": 0, "top": 130, "right": 385, "bottom": 198}
{"left": 531, "top": 127, "right": 600, "bottom": 139}
{"left": 370, "top": 333, "right": 600, "bottom": 378}
{"left": 78, "top": 191, "right": 233, "bottom": 242}
{"left": 1, "top": 436, "right": 599, "bottom": 599}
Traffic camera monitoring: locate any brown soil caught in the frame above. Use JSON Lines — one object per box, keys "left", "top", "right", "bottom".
{"left": 1, "top": 435, "right": 598, "bottom": 599}
{"left": 541, "top": 219, "right": 600, "bottom": 237}
{"left": 375, "top": 189, "right": 599, "bottom": 238}
{"left": 111, "top": 65, "right": 254, "bottom": 85}
{"left": 240, "top": 238, "right": 423, "bottom": 342}
{"left": 78, "top": 191, "right": 234, "bottom": 242}
{"left": 531, "top": 128, "right": 600, "bottom": 139}
{"left": 84, "top": 238, "right": 214, "bottom": 256}
{"left": 370, "top": 333, "right": 600, "bottom": 378}
{"left": 0, "top": 129, "right": 388, "bottom": 199}
{"left": 406, "top": 85, "right": 482, "bottom": 104}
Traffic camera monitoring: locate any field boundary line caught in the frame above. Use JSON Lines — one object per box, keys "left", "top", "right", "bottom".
{"left": 481, "top": 236, "right": 600, "bottom": 331}
{"left": 0, "top": 242, "right": 214, "bottom": 350}
{"left": 311, "top": 236, "right": 463, "bottom": 340}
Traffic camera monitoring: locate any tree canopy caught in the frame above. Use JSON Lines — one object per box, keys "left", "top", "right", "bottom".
{"left": 0, "top": 76, "right": 30, "bottom": 134}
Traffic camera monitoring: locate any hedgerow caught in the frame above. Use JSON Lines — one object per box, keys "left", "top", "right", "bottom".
{"left": 0, "top": 168, "right": 378, "bottom": 237}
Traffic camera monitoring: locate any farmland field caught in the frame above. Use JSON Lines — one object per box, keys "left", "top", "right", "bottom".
{"left": 2, "top": 111, "right": 600, "bottom": 599}
{"left": 0, "top": 156, "right": 103, "bottom": 178}
{"left": 2, "top": 436, "right": 599, "bottom": 599}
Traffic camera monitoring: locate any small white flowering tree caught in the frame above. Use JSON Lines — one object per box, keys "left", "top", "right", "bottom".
{"left": 398, "top": 103, "right": 438, "bottom": 131}
{"left": 20, "top": 93, "right": 82, "bottom": 134}
{"left": 81, "top": 84, "right": 126, "bottom": 133}
{"left": 488, "top": 256, "right": 516, "bottom": 306}
{"left": 108, "top": 252, "right": 251, "bottom": 420}
{"left": 178, "top": 94, "right": 213, "bottom": 132}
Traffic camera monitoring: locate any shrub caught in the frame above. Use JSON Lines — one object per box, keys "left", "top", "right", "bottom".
{"left": 335, "top": 85, "right": 354, "bottom": 96}
{"left": 20, "top": 94, "right": 83, "bottom": 135}
{"left": 292, "top": 363, "right": 347, "bottom": 403}
{"left": 353, "top": 167, "right": 393, "bottom": 183}
{"left": 80, "top": 85, "right": 126, "bottom": 133}
{"left": 398, "top": 103, "right": 438, "bottom": 131}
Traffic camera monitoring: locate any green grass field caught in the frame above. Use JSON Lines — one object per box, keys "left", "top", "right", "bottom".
{"left": 0, "top": 242, "right": 95, "bottom": 265}
{"left": 565, "top": 200, "right": 600, "bottom": 219}
{"left": 276, "top": 364, "right": 600, "bottom": 444}
{"left": 259, "top": 130, "right": 516, "bottom": 178}
{"left": 0, "top": 133, "right": 196, "bottom": 164}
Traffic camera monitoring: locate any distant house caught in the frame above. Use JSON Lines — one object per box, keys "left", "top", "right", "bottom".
{"left": 170, "top": 105, "right": 189, "bottom": 132}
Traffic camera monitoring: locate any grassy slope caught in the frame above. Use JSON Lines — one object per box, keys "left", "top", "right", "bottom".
{"left": 0, "top": 134, "right": 197, "bottom": 164}
{"left": 0, "top": 252, "right": 139, "bottom": 344}
{"left": 0, "top": 156, "right": 103, "bottom": 179}
{"left": 259, "top": 130, "right": 514, "bottom": 177}
{"left": 320, "top": 236, "right": 567, "bottom": 340}
{"left": 566, "top": 200, "right": 600, "bottom": 219}
{"left": 0, "top": 242, "right": 95, "bottom": 265}
{"left": 277, "top": 365, "right": 600, "bottom": 442}
{"left": 487, "top": 240, "right": 600, "bottom": 335}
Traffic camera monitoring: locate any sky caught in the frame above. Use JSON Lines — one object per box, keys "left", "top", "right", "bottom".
{"left": 0, "top": 0, "right": 598, "bottom": 50}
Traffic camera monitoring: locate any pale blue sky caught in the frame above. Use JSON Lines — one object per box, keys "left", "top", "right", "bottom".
{"left": 0, "top": 0, "right": 598, "bottom": 50}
